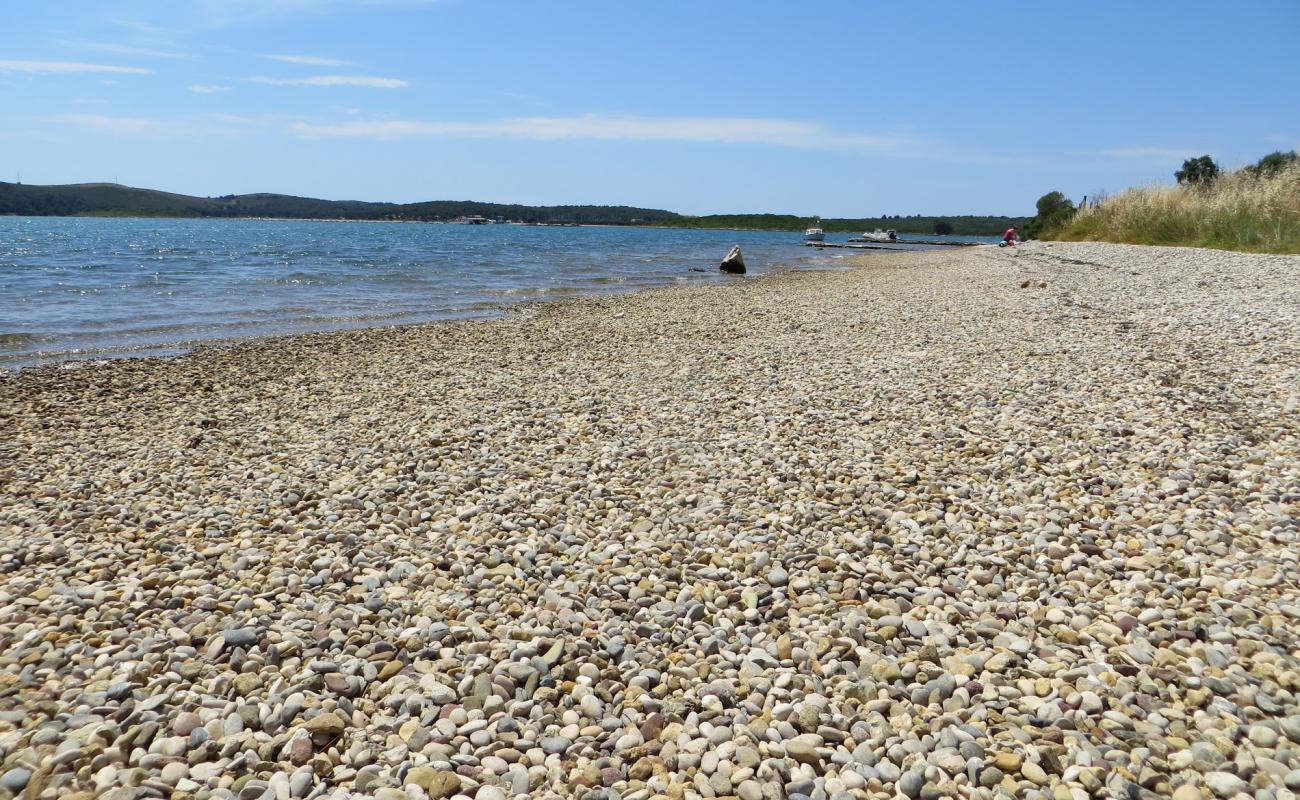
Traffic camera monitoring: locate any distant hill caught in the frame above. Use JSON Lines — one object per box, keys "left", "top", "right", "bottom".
{"left": 0, "top": 181, "right": 1027, "bottom": 234}
{"left": 0, "top": 182, "right": 680, "bottom": 225}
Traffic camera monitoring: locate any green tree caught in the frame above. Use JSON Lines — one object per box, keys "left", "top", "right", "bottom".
{"left": 1175, "top": 155, "right": 1220, "bottom": 186}
{"left": 1024, "top": 191, "right": 1077, "bottom": 239}
{"left": 1247, "top": 150, "right": 1298, "bottom": 178}
{"left": 933, "top": 220, "right": 954, "bottom": 235}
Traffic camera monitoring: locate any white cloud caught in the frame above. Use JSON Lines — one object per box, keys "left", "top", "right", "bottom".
{"left": 189, "top": 84, "right": 233, "bottom": 93}
{"left": 266, "top": 54, "right": 353, "bottom": 66}
{"left": 291, "top": 113, "right": 910, "bottom": 150}
{"left": 205, "top": 112, "right": 276, "bottom": 125}
{"left": 54, "top": 114, "right": 167, "bottom": 134}
{"left": 52, "top": 113, "right": 262, "bottom": 139}
{"left": 190, "top": 0, "right": 337, "bottom": 26}
{"left": 0, "top": 59, "right": 152, "bottom": 75}
{"left": 182, "top": 0, "right": 441, "bottom": 28}
{"left": 63, "top": 41, "right": 186, "bottom": 59}
{"left": 252, "top": 74, "right": 407, "bottom": 88}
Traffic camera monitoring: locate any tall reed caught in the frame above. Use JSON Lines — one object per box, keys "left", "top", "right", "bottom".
{"left": 1049, "top": 161, "right": 1300, "bottom": 253}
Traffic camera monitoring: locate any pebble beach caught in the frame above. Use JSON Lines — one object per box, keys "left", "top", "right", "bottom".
{"left": 2, "top": 241, "right": 1299, "bottom": 800}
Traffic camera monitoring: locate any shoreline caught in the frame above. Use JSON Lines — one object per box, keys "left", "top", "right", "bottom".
{"left": 0, "top": 264, "right": 838, "bottom": 375}
{"left": 0, "top": 246, "right": 874, "bottom": 375}
{"left": 2, "top": 212, "right": 1015, "bottom": 236}
{"left": 3, "top": 242, "right": 1299, "bottom": 799}
{"left": 0, "top": 219, "right": 886, "bottom": 373}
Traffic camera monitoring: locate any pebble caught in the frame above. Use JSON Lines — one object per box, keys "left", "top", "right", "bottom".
{"left": 899, "top": 771, "right": 923, "bottom": 798}
{"left": 222, "top": 628, "right": 259, "bottom": 648}
{"left": 2, "top": 242, "right": 1298, "bottom": 800}
{"left": 1, "top": 769, "right": 32, "bottom": 792}
{"left": 786, "top": 734, "right": 824, "bottom": 765}
{"left": 1020, "top": 762, "right": 1047, "bottom": 785}
{"left": 1204, "top": 772, "right": 1249, "bottom": 797}
{"left": 1249, "top": 725, "right": 1279, "bottom": 748}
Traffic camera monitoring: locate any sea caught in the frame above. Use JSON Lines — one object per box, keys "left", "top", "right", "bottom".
{"left": 0, "top": 216, "right": 997, "bottom": 369}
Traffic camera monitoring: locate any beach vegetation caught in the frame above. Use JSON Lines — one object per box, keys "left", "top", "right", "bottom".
{"left": 1046, "top": 153, "right": 1300, "bottom": 253}
{"left": 1175, "top": 155, "right": 1220, "bottom": 186}
{"left": 1247, "top": 150, "right": 1299, "bottom": 179}
{"left": 1023, "top": 191, "right": 1077, "bottom": 239}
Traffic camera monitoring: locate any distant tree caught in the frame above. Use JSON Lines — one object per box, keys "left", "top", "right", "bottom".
{"left": 1035, "top": 191, "right": 1075, "bottom": 219}
{"left": 1175, "top": 155, "right": 1220, "bottom": 186}
{"left": 1024, "top": 191, "right": 1077, "bottom": 239}
{"left": 934, "top": 220, "right": 955, "bottom": 235}
{"left": 1247, "top": 150, "right": 1298, "bottom": 178}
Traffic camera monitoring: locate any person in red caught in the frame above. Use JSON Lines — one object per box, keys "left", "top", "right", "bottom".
{"left": 1002, "top": 226, "right": 1018, "bottom": 246}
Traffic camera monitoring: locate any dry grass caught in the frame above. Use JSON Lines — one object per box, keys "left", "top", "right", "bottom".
{"left": 1050, "top": 161, "right": 1300, "bottom": 253}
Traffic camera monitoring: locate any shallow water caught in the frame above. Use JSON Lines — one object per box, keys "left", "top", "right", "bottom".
{"left": 0, "top": 217, "right": 989, "bottom": 368}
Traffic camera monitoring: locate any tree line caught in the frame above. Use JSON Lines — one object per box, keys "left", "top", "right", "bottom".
{"left": 0, "top": 183, "right": 681, "bottom": 225}
{"left": 0, "top": 180, "right": 1030, "bottom": 235}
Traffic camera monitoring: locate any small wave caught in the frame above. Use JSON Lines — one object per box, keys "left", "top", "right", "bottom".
{"left": 2, "top": 217, "right": 836, "bottom": 366}
{"left": 0, "top": 332, "right": 44, "bottom": 346}
{"left": 253, "top": 273, "right": 326, "bottom": 286}
{"left": 485, "top": 285, "right": 588, "bottom": 298}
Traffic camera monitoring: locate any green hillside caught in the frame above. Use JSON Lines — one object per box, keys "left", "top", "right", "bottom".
{"left": 0, "top": 182, "right": 679, "bottom": 225}
{"left": 0, "top": 181, "right": 1026, "bottom": 234}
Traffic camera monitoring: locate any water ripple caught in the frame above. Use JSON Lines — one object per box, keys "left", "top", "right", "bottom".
{"left": 0, "top": 217, "right": 948, "bottom": 367}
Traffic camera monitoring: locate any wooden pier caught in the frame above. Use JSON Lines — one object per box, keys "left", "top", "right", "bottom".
{"left": 842, "top": 238, "right": 982, "bottom": 247}
{"left": 807, "top": 239, "right": 988, "bottom": 251}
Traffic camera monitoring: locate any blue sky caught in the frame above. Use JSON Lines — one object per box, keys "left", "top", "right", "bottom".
{"left": 2, "top": 0, "right": 1297, "bottom": 216}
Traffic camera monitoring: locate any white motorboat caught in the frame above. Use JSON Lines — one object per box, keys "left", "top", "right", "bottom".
{"left": 803, "top": 218, "right": 825, "bottom": 242}
{"left": 857, "top": 228, "right": 898, "bottom": 243}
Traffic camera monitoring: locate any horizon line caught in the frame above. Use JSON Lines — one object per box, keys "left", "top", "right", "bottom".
{"left": 0, "top": 177, "right": 1035, "bottom": 219}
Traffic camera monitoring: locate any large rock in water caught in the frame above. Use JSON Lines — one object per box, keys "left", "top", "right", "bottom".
{"left": 720, "top": 245, "right": 746, "bottom": 274}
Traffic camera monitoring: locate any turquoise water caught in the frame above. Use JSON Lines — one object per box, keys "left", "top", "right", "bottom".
{"left": 0, "top": 217, "right": 986, "bottom": 368}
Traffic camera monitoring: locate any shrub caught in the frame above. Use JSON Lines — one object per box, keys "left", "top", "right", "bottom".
{"left": 1247, "top": 150, "right": 1298, "bottom": 179}
{"left": 1175, "top": 155, "right": 1220, "bottom": 186}
{"left": 1023, "top": 191, "right": 1077, "bottom": 239}
{"left": 1046, "top": 158, "right": 1300, "bottom": 253}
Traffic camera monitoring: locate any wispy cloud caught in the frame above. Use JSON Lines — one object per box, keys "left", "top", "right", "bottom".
{"left": 62, "top": 41, "right": 187, "bottom": 59}
{"left": 53, "top": 113, "right": 254, "bottom": 137}
{"left": 159, "top": 0, "right": 438, "bottom": 29}
{"left": 0, "top": 59, "right": 152, "bottom": 75}
{"left": 291, "top": 114, "right": 910, "bottom": 150}
{"left": 189, "top": 84, "right": 233, "bottom": 93}
{"left": 188, "top": 0, "right": 340, "bottom": 27}
{"left": 54, "top": 114, "right": 170, "bottom": 135}
{"left": 252, "top": 74, "right": 407, "bottom": 88}
{"left": 110, "top": 19, "right": 180, "bottom": 38}
{"left": 1101, "top": 146, "right": 1202, "bottom": 161}
{"left": 265, "top": 54, "right": 354, "bottom": 66}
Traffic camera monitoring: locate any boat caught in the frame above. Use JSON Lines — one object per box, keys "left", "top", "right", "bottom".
{"left": 855, "top": 228, "right": 898, "bottom": 243}
{"left": 459, "top": 215, "right": 490, "bottom": 225}
{"left": 803, "top": 218, "right": 825, "bottom": 242}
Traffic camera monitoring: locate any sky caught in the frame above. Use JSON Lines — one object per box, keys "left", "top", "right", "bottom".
{"left": 2, "top": 0, "right": 1297, "bottom": 217}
